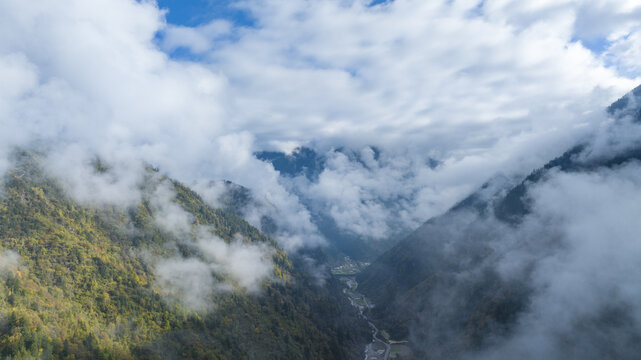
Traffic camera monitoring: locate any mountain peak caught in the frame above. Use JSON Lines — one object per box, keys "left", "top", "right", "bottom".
{"left": 607, "top": 83, "right": 641, "bottom": 121}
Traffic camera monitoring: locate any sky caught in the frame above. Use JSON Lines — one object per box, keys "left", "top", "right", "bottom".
{"left": 1, "top": 0, "right": 641, "bottom": 252}
{"left": 2, "top": 0, "right": 641, "bottom": 352}
{"left": 157, "top": 0, "right": 254, "bottom": 27}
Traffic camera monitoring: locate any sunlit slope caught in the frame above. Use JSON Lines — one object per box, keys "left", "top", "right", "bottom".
{"left": 0, "top": 155, "right": 366, "bottom": 359}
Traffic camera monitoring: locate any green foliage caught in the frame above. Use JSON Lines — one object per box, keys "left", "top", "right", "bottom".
{"left": 0, "top": 158, "right": 366, "bottom": 359}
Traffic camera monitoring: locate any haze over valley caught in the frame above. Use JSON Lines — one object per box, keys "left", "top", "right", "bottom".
{"left": 1, "top": 0, "right": 641, "bottom": 359}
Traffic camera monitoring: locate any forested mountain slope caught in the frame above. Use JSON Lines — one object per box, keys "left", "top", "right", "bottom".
{"left": 357, "top": 84, "right": 641, "bottom": 359}
{"left": 0, "top": 154, "right": 367, "bottom": 359}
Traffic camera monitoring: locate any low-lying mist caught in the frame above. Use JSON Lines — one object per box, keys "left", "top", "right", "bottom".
{"left": 393, "top": 102, "right": 641, "bottom": 359}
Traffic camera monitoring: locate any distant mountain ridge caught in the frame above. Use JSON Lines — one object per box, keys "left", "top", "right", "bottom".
{"left": 256, "top": 147, "right": 326, "bottom": 181}
{"left": 255, "top": 146, "right": 398, "bottom": 261}
{"left": 255, "top": 146, "right": 441, "bottom": 263}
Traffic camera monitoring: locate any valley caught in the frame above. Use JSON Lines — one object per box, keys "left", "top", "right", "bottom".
{"left": 333, "top": 258, "right": 413, "bottom": 360}
{"left": 3, "top": 1, "right": 641, "bottom": 358}
{"left": 0, "top": 160, "right": 369, "bottom": 359}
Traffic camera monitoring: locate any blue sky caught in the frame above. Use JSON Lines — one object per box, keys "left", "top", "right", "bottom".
{"left": 155, "top": 0, "right": 254, "bottom": 60}
{"left": 157, "top": 0, "right": 393, "bottom": 28}
{"left": 579, "top": 37, "right": 611, "bottom": 54}
{"left": 157, "top": 0, "right": 624, "bottom": 58}
{"left": 157, "top": 0, "right": 254, "bottom": 27}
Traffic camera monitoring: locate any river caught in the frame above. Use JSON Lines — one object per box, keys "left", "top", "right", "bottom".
{"left": 340, "top": 276, "right": 390, "bottom": 360}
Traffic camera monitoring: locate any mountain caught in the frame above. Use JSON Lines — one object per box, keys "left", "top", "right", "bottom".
{"left": 357, "top": 84, "right": 641, "bottom": 359}
{"left": 256, "top": 147, "right": 326, "bottom": 182}
{"left": 255, "top": 146, "right": 433, "bottom": 263}
{"left": 0, "top": 153, "right": 368, "bottom": 359}
{"left": 255, "top": 147, "right": 384, "bottom": 261}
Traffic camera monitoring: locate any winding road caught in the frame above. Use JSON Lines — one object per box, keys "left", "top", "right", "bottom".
{"left": 365, "top": 319, "right": 390, "bottom": 360}
{"left": 340, "top": 276, "right": 390, "bottom": 360}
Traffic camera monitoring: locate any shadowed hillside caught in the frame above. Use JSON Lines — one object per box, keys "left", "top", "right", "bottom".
{"left": 357, "top": 84, "right": 641, "bottom": 359}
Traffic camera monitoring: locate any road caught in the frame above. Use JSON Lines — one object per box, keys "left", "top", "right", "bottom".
{"left": 365, "top": 319, "right": 390, "bottom": 360}
{"left": 339, "top": 276, "right": 390, "bottom": 360}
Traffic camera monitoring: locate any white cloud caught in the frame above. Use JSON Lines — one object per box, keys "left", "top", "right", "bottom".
{"left": 154, "top": 257, "right": 222, "bottom": 312}
{"left": 210, "top": 0, "right": 638, "bottom": 149}
{"left": 196, "top": 231, "right": 274, "bottom": 292}
{"left": 0, "top": 251, "right": 20, "bottom": 277}
{"left": 0, "top": 0, "right": 640, "bottom": 252}
{"left": 144, "top": 178, "right": 274, "bottom": 311}
{"left": 149, "top": 180, "right": 194, "bottom": 235}
{"left": 162, "top": 20, "right": 233, "bottom": 54}
{"left": 472, "top": 161, "right": 641, "bottom": 359}
{"left": 604, "top": 28, "right": 641, "bottom": 77}
{"left": 44, "top": 144, "right": 146, "bottom": 208}
{"left": 194, "top": 0, "right": 641, "bottom": 240}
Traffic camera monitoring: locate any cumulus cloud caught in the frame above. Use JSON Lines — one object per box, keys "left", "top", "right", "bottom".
{"left": 605, "top": 29, "right": 641, "bottom": 77}
{"left": 0, "top": 0, "right": 640, "bottom": 255}
{"left": 207, "top": 0, "right": 638, "bottom": 148}
{"left": 161, "top": 20, "right": 233, "bottom": 54}
{"left": 200, "top": 0, "right": 641, "bottom": 243}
